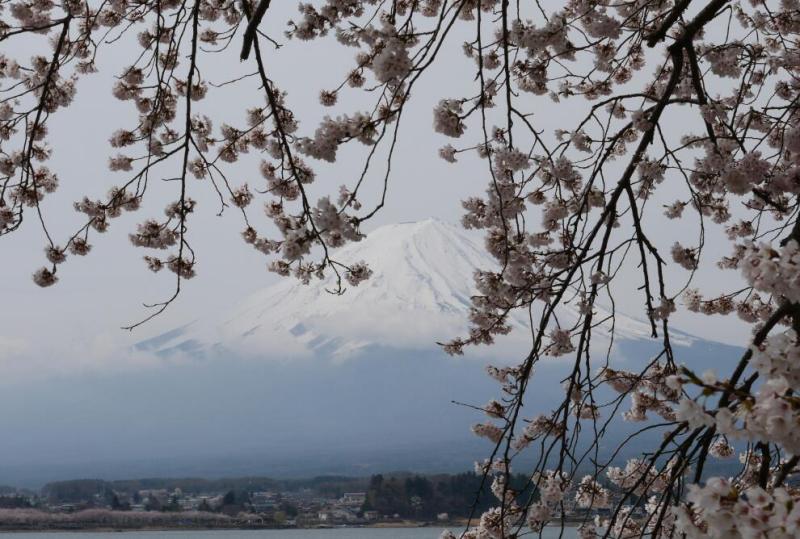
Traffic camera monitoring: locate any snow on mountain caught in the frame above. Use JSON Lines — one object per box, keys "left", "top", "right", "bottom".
{"left": 140, "top": 219, "right": 694, "bottom": 360}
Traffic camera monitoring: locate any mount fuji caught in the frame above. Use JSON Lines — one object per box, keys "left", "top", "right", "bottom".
{"left": 138, "top": 218, "right": 695, "bottom": 362}
{"left": 0, "top": 220, "right": 743, "bottom": 487}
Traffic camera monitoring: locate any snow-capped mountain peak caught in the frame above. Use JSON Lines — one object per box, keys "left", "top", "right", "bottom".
{"left": 141, "top": 219, "right": 691, "bottom": 360}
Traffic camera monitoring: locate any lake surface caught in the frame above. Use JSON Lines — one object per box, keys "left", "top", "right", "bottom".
{"left": 0, "top": 527, "right": 577, "bottom": 538}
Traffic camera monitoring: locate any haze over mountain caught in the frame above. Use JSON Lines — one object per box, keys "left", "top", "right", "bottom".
{"left": 0, "top": 220, "right": 739, "bottom": 487}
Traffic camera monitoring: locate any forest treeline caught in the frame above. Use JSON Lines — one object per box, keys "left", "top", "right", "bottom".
{"left": 361, "top": 472, "right": 533, "bottom": 519}
{"left": 42, "top": 475, "right": 367, "bottom": 503}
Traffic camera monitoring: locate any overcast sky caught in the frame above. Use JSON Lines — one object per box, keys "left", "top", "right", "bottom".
{"left": 1, "top": 4, "right": 749, "bottom": 366}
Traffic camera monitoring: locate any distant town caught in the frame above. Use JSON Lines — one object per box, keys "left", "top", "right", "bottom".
{"left": 0, "top": 471, "right": 637, "bottom": 532}
{"left": 0, "top": 472, "right": 504, "bottom": 531}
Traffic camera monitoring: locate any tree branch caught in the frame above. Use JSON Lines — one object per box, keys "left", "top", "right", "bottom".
{"left": 240, "top": 0, "right": 271, "bottom": 60}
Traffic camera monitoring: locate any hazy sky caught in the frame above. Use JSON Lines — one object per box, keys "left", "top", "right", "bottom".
{"left": 0, "top": 2, "right": 753, "bottom": 484}
{"left": 1, "top": 5, "right": 748, "bottom": 363}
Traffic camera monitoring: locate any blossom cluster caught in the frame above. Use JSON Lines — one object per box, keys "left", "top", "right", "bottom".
{"left": 673, "top": 478, "right": 800, "bottom": 538}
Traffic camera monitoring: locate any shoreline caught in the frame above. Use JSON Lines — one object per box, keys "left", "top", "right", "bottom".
{"left": 0, "top": 520, "right": 583, "bottom": 534}
{"left": 0, "top": 522, "right": 444, "bottom": 534}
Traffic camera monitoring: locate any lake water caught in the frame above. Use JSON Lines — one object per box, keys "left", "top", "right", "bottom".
{"left": 0, "top": 527, "right": 577, "bottom": 538}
